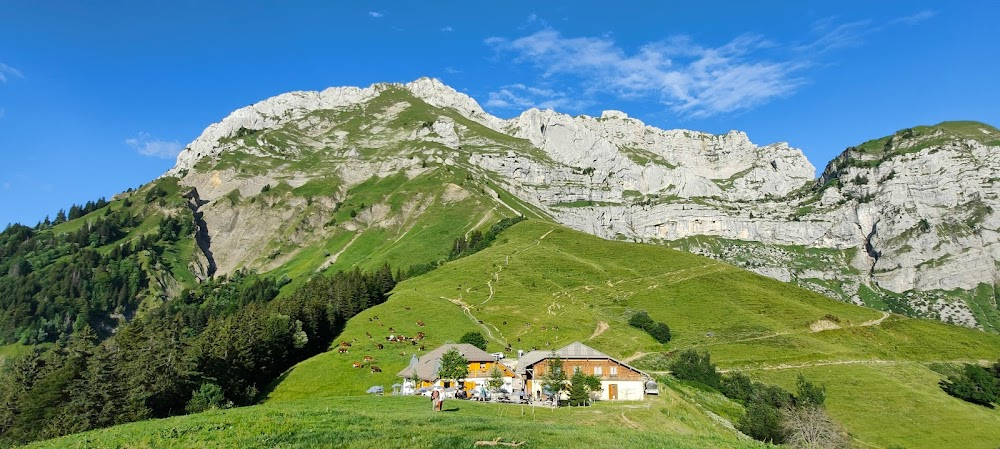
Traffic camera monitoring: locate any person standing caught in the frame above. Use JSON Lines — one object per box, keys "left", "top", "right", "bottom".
{"left": 431, "top": 388, "right": 440, "bottom": 411}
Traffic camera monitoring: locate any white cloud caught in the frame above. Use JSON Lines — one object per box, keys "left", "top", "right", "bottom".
{"left": 368, "top": 11, "right": 384, "bottom": 18}
{"left": 441, "top": 26, "right": 453, "bottom": 32}
{"left": 443, "top": 66, "right": 462, "bottom": 74}
{"left": 487, "top": 30, "right": 803, "bottom": 118}
{"left": 0, "top": 63, "right": 23, "bottom": 83}
{"left": 126, "top": 132, "right": 183, "bottom": 159}
{"left": 486, "top": 83, "right": 591, "bottom": 111}
{"left": 890, "top": 10, "right": 937, "bottom": 26}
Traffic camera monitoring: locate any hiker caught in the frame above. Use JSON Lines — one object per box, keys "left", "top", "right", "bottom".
{"left": 437, "top": 389, "right": 445, "bottom": 411}
{"left": 431, "top": 388, "right": 440, "bottom": 411}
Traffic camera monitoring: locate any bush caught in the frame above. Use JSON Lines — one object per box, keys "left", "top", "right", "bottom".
{"left": 459, "top": 331, "right": 488, "bottom": 351}
{"left": 794, "top": 374, "right": 826, "bottom": 407}
{"left": 628, "top": 310, "right": 672, "bottom": 344}
{"left": 940, "top": 364, "right": 999, "bottom": 407}
{"left": 738, "top": 400, "right": 786, "bottom": 444}
{"left": 185, "top": 383, "right": 230, "bottom": 414}
{"left": 669, "top": 350, "right": 720, "bottom": 389}
{"left": 646, "top": 322, "right": 672, "bottom": 344}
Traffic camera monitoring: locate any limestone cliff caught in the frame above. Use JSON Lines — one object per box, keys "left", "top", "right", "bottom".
{"left": 166, "top": 78, "right": 1000, "bottom": 330}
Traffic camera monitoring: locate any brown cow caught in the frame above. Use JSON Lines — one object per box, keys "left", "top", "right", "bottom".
{"left": 416, "top": 321, "right": 425, "bottom": 327}
{"left": 365, "top": 332, "right": 372, "bottom": 339}
{"left": 338, "top": 347, "right": 349, "bottom": 354}
{"left": 388, "top": 327, "right": 396, "bottom": 333}
{"left": 416, "top": 332, "right": 425, "bottom": 340}
{"left": 371, "top": 366, "right": 382, "bottom": 373}
{"left": 376, "top": 343, "right": 384, "bottom": 350}
{"left": 352, "top": 361, "right": 362, "bottom": 368}
{"left": 340, "top": 341, "right": 352, "bottom": 347}
{"left": 363, "top": 355, "right": 374, "bottom": 362}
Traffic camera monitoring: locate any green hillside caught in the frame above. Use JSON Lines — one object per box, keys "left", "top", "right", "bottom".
{"left": 27, "top": 395, "right": 767, "bottom": 449}
{"left": 265, "top": 220, "right": 1000, "bottom": 448}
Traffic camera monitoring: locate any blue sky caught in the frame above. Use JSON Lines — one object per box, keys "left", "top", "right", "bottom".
{"left": 2, "top": 1, "right": 998, "bottom": 226}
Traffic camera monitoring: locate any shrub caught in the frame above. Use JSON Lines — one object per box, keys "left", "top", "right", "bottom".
{"left": 940, "top": 364, "right": 999, "bottom": 407}
{"left": 738, "top": 400, "right": 786, "bottom": 444}
{"left": 185, "top": 383, "right": 230, "bottom": 414}
{"left": 669, "top": 350, "right": 720, "bottom": 389}
{"left": 459, "top": 331, "right": 488, "bottom": 351}
{"left": 794, "top": 374, "right": 826, "bottom": 407}
{"left": 628, "top": 310, "right": 672, "bottom": 344}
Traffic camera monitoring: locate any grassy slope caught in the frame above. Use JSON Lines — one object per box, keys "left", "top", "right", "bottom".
{"left": 266, "top": 220, "right": 1000, "bottom": 449}
{"left": 31, "top": 395, "right": 767, "bottom": 449}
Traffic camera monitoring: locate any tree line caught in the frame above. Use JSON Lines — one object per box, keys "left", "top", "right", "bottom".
{"left": 0, "top": 265, "right": 397, "bottom": 445}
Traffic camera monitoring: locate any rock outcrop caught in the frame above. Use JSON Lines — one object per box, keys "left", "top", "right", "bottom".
{"left": 166, "top": 78, "right": 1000, "bottom": 329}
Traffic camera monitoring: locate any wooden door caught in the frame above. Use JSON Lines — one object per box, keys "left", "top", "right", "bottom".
{"left": 609, "top": 384, "right": 618, "bottom": 400}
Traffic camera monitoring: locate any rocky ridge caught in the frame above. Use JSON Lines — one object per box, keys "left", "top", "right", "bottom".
{"left": 168, "top": 78, "right": 1000, "bottom": 329}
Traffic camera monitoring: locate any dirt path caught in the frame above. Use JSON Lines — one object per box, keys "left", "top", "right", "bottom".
{"left": 719, "top": 357, "right": 988, "bottom": 373}
{"left": 443, "top": 295, "right": 508, "bottom": 346}
{"left": 861, "top": 311, "right": 891, "bottom": 327}
{"left": 588, "top": 321, "right": 609, "bottom": 340}
{"left": 623, "top": 351, "right": 651, "bottom": 363}
{"left": 317, "top": 232, "right": 361, "bottom": 272}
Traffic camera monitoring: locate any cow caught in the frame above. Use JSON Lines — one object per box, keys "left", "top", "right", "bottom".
{"left": 338, "top": 347, "right": 349, "bottom": 354}
{"left": 340, "top": 341, "right": 352, "bottom": 347}
{"left": 363, "top": 355, "right": 374, "bottom": 363}
{"left": 352, "top": 361, "right": 362, "bottom": 368}
{"left": 376, "top": 344, "right": 384, "bottom": 350}
{"left": 371, "top": 366, "right": 382, "bottom": 373}
{"left": 419, "top": 345, "right": 425, "bottom": 351}
{"left": 416, "top": 332, "right": 425, "bottom": 340}
{"left": 388, "top": 327, "right": 396, "bottom": 333}
{"left": 416, "top": 321, "right": 425, "bottom": 327}
{"left": 365, "top": 332, "right": 372, "bottom": 339}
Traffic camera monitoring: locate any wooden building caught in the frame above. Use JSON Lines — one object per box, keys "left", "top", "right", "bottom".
{"left": 517, "top": 341, "right": 649, "bottom": 401}
{"left": 397, "top": 344, "right": 515, "bottom": 393}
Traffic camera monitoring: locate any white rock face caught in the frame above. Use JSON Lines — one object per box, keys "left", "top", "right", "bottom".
{"left": 166, "top": 78, "right": 1000, "bottom": 328}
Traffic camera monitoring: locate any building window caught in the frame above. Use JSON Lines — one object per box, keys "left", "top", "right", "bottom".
{"left": 594, "top": 366, "right": 603, "bottom": 376}
{"left": 610, "top": 366, "right": 618, "bottom": 377}
{"left": 479, "top": 363, "right": 485, "bottom": 371}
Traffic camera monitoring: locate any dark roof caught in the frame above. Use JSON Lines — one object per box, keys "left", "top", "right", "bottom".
{"left": 397, "top": 344, "right": 498, "bottom": 381}
{"left": 515, "top": 341, "right": 649, "bottom": 378}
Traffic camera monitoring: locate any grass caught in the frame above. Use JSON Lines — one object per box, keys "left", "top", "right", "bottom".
{"left": 263, "top": 220, "right": 1000, "bottom": 449}
{"left": 0, "top": 343, "right": 32, "bottom": 363}
{"left": 754, "top": 363, "right": 1000, "bottom": 449}
{"left": 32, "top": 395, "right": 767, "bottom": 449}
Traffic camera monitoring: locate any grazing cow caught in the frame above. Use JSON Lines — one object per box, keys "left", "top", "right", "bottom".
{"left": 389, "top": 327, "right": 396, "bottom": 333}
{"left": 399, "top": 352, "right": 406, "bottom": 356}
{"left": 541, "top": 326, "right": 548, "bottom": 331}
{"left": 373, "top": 316, "right": 379, "bottom": 320}
{"left": 340, "top": 341, "right": 352, "bottom": 347}
{"left": 416, "top": 321, "right": 425, "bottom": 327}
{"left": 404, "top": 306, "right": 411, "bottom": 310}
{"left": 338, "top": 347, "right": 349, "bottom": 354}
{"left": 352, "top": 361, "right": 362, "bottom": 368}
{"left": 419, "top": 345, "right": 425, "bottom": 351}
{"left": 363, "top": 355, "right": 374, "bottom": 363}
{"left": 517, "top": 338, "right": 521, "bottom": 342}
{"left": 376, "top": 344, "right": 384, "bottom": 350}
{"left": 416, "top": 332, "right": 425, "bottom": 340}
{"left": 503, "top": 321, "right": 507, "bottom": 325}
{"left": 371, "top": 366, "right": 382, "bottom": 373}
{"left": 411, "top": 340, "right": 417, "bottom": 346}
{"left": 365, "top": 332, "right": 372, "bottom": 339}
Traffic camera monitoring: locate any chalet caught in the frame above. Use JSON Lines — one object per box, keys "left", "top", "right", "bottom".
{"left": 397, "top": 344, "right": 516, "bottom": 393}
{"left": 517, "top": 341, "right": 650, "bottom": 401}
